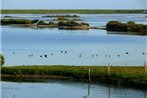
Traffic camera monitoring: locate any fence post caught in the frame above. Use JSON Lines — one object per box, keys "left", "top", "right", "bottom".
{"left": 108, "top": 63, "right": 110, "bottom": 75}
{"left": 88, "top": 68, "right": 91, "bottom": 82}
{"left": 145, "top": 61, "right": 147, "bottom": 72}
{"left": 125, "top": 63, "right": 127, "bottom": 72}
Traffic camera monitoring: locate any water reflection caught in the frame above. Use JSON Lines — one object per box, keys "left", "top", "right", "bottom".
{"left": 83, "top": 82, "right": 91, "bottom": 98}
{"left": 2, "top": 80, "right": 147, "bottom": 98}
{"left": 145, "top": 91, "right": 147, "bottom": 98}
{"left": 83, "top": 68, "right": 91, "bottom": 98}
{"left": 108, "top": 86, "right": 111, "bottom": 98}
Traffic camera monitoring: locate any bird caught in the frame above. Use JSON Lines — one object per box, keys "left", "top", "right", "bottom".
{"left": 126, "top": 52, "right": 129, "bottom": 54}
{"left": 44, "top": 54, "right": 48, "bottom": 58}
{"left": 142, "top": 52, "right": 145, "bottom": 55}
{"left": 79, "top": 54, "right": 82, "bottom": 58}
{"left": 65, "top": 51, "right": 67, "bottom": 54}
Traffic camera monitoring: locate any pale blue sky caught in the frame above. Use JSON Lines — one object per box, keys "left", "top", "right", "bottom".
{"left": 1, "top": 0, "right": 147, "bottom": 9}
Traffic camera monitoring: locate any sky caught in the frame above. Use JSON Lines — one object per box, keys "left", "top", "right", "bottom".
{"left": 1, "top": 0, "right": 147, "bottom": 9}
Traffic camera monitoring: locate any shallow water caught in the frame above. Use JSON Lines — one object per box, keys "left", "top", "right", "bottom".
{"left": 1, "top": 14, "right": 147, "bottom": 98}
{"left": 1, "top": 14, "right": 147, "bottom": 66}
{"left": 1, "top": 81, "right": 147, "bottom": 98}
{"left": 1, "top": 26, "right": 146, "bottom": 66}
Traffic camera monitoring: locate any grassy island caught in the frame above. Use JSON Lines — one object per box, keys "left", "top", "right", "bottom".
{"left": 106, "top": 21, "right": 147, "bottom": 35}
{"left": 1, "top": 18, "right": 89, "bottom": 30}
{"left": 1, "top": 66, "right": 147, "bottom": 89}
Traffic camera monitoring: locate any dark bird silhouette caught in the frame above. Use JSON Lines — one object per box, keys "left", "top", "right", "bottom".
{"left": 117, "top": 55, "right": 120, "bottom": 57}
{"left": 126, "top": 52, "right": 129, "bottom": 54}
{"left": 91, "top": 54, "right": 94, "bottom": 58}
{"left": 79, "top": 54, "right": 82, "bottom": 58}
{"left": 29, "top": 54, "right": 33, "bottom": 57}
{"left": 61, "top": 51, "right": 63, "bottom": 53}
{"left": 40, "top": 55, "right": 42, "bottom": 58}
{"left": 65, "top": 51, "right": 67, "bottom": 54}
{"left": 44, "top": 54, "right": 48, "bottom": 58}
{"left": 51, "top": 53, "right": 53, "bottom": 56}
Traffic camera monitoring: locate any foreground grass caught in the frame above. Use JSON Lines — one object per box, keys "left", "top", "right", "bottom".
{"left": 1, "top": 9, "right": 145, "bottom": 14}
{"left": 1, "top": 66, "right": 147, "bottom": 89}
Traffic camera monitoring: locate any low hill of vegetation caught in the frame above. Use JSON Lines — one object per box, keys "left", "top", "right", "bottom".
{"left": 1, "top": 18, "right": 89, "bottom": 29}
{"left": 106, "top": 21, "right": 147, "bottom": 35}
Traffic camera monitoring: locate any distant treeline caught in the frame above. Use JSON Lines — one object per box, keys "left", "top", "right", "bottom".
{"left": 1, "top": 9, "right": 146, "bottom": 14}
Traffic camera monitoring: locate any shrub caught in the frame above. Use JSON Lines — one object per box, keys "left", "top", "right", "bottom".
{"left": 0, "top": 54, "right": 5, "bottom": 66}
{"left": 67, "top": 20, "right": 80, "bottom": 26}
{"left": 127, "top": 21, "right": 135, "bottom": 25}
{"left": 106, "top": 21, "right": 147, "bottom": 34}
{"left": 106, "top": 21, "right": 128, "bottom": 32}
{"left": 81, "top": 22, "right": 89, "bottom": 26}
{"left": 32, "top": 19, "right": 39, "bottom": 23}
{"left": 1, "top": 19, "right": 32, "bottom": 25}
{"left": 58, "top": 20, "right": 81, "bottom": 26}
{"left": 58, "top": 21, "right": 67, "bottom": 26}
{"left": 38, "top": 20, "right": 47, "bottom": 25}
{"left": 48, "top": 22, "right": 57, "bottom": 26}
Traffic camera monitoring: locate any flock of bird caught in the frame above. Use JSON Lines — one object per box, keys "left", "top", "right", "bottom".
{"left": 12, "top": 51, "right": 147, "bottom": 59}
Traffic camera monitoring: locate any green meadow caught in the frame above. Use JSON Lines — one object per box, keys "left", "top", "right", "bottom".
{"left": 1, "top": 66, "right": 147, "bottom": 89}
{"left": 1, "top": 9, "right": 145, "bottom": 14}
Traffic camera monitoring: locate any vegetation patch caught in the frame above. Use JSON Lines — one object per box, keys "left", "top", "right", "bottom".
{"left": 1, "top": 19, "right": 33, "bottom": 25}
{"left": 1, "top": 66, "right": 147, "bottom": 89}
{"left": 42, "top": 15, "right": 79, "bottom": 18}
{"left": 0, "top": 54, "right": 5, "bottom": 66}
{"left": 1, "top": 9, "right": 146, "bottom": 14}
{"left": 106, "top": 21, "right": 147, "bottom": 35}
{"left": 1, "top": 18, "right": 89, "bottom": 30}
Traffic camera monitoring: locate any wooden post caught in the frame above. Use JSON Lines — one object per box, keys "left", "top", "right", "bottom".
{"left": 144, "top": 61, "right": 147, "bottom": 72}
{"left": 125, "top": 63, "right": 127, "bottom": 72}
{"left": 88, "top": 68, "right": 91, "bottom": 82}
{"left": 83, "top": 68, "right": 91, "bottom": 98}
{"left": 88, "top": 79, "right": 91, "bottom": 96}
{"left": 108, "top": 63, "right": 110, "bottom": 75}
